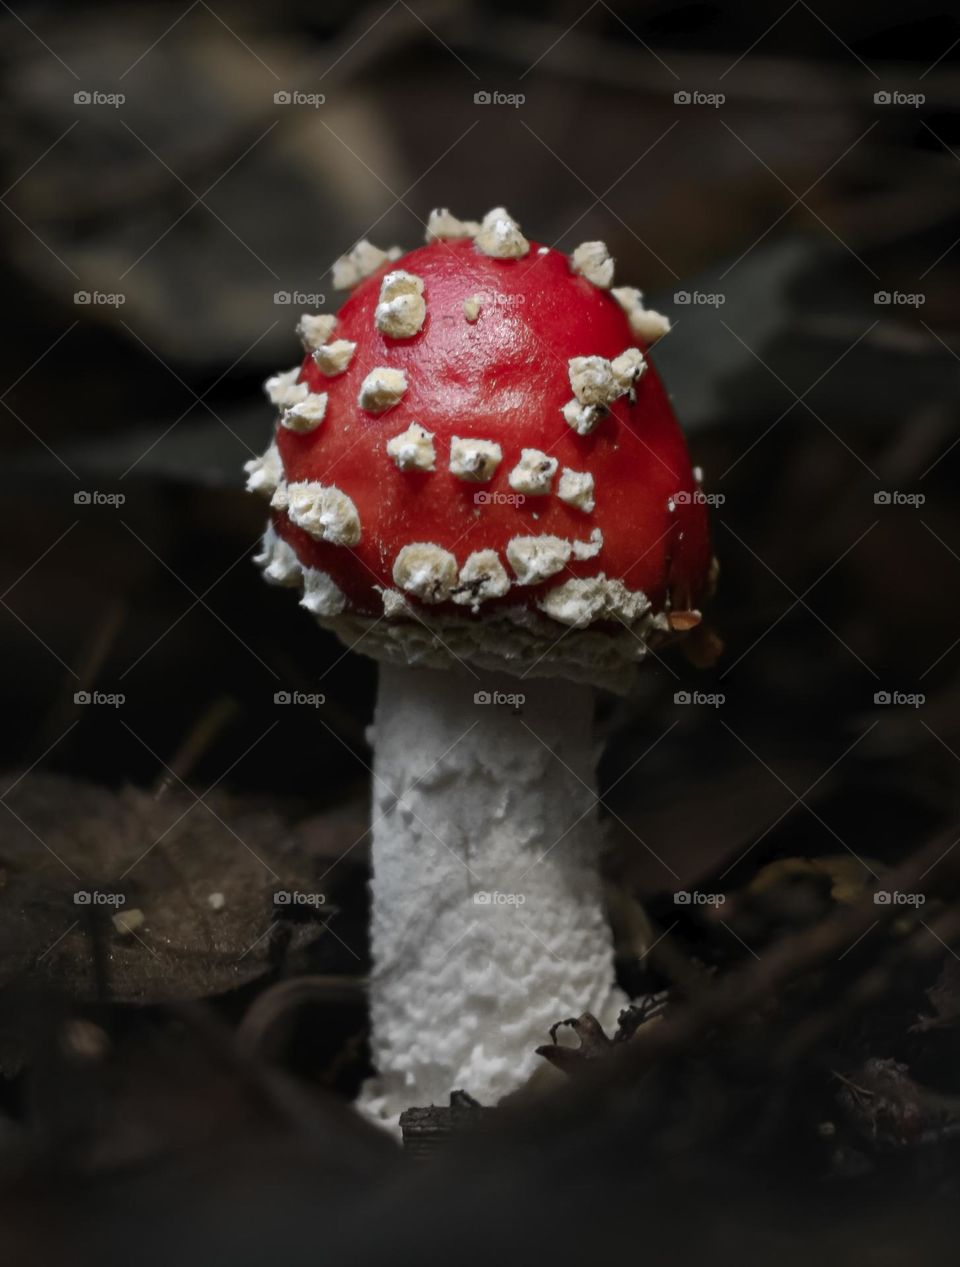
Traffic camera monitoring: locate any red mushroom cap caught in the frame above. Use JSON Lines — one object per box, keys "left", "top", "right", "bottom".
{"left": 247, "top": 210, "right": 714, "bottom": 688}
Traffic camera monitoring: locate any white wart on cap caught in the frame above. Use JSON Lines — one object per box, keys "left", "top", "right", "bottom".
{"left": 271, "top": 481, "right": 361, "bottom": 547}
{"left": 508, "top": 449, "right": 558, "bottom": 496}
{"left": 358, "top": 367, "right": 408, "bottom": 413}
{"left": 296, "top": 313, "right": 336, "bottom": 351}
{"left": 393, "top": 543, "right": 458, "bottom": 603}
{"left": 375, "top": 271, "right": 427, "bottom": 339}
{"left": 474, "top": 207, "right": 529, "bottom": 259}
{"left": 571, "top": 241, "right": 614, "bottom": 288}
{"left": 611, "top": 286, "right": 671, "bottom": 342}
{"left": 386, "top": 423, "right": 435, "bottom": 472}
{"left": 449, "top": 437, "right": 502, "bottom": 482}
{"left": 332, "top": 240, "right": 402, "bottom": 290}
{"left": 313, "top": 339, "right": 356, "bottom": 376}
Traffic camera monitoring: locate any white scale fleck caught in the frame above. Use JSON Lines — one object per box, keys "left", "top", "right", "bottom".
{"left": 281, "top": 391, "right": 328, "bottom": 433}
{"left": 611, "top": 286, "right": 671, "bottom": 342}
{"left": 611, "top": 347, "right": 646, "bottom": 393}
{"left": 296, "top": 313, "right": 336, "bottom": 351}
{"left": 332, "top": 240, "right": 402, "bottom": 291}
{"left": 313, "top": 339, "right": 356, "bottom": 376}
{"left": 299, "top": 567, "right": 347, "bottom": 617}
{"left": 451, "top": 550, "right": 511, "bottom": 611}
{"left": 572, "top": 528, "right": 603, "bottom": 560}
{"left": 375, "top": 271, "right": 427, "bottom": 339}
{"left": 449, "top": 436, "right": 502, "bottom": 483}
{"left": 271, "top": 480, "right": 361, "bottom": 547}
{"left": 244, "top": 440, "right": 283, "bottom": 498}
{"left": 538, "top": 575, "right": 651, "bottom": 627}
{"left": 253, "top": 523, "right": 300, "bottom": 586}
{"left": 557, "top": 468, "right": 595, "bottom": 512}
{"left": 386, "top": 422, "right": 435, "bottom": 472}
{"left": 569, "top": 356, "right": 617, "bottom": 407}
{"left": 358, "top": 367, "right": 408, "bottom": 414}
{"left": 264, "top": 367, "right": 308, "bottom": 409}
{"left": 507, "top": 529, "right": 603, "bottom": 584}
{"left": 425, "top": 208, "right": 480, "bottom": 242}
{"left": 562, "top": 347, "right": 646, "bottom": 434}
{"left": 508, "top": 448, "right": 558, "bottom": 496}
{"left": 463, "top": 295, "right": 482, "bottom": 323}
{"left": 474, "top": 206, "right": 529, "bottom": 259}
{"left": 571, "top": 240, "right": 614, "bottom": 288}
{"left": 379, "top": 587, "right": 410, "bottom": 619}
{"left": 561, "top": 399, "right": 602, "bottom": 436}
{"left": 392, "top": 543, "right": 458, "bottom": 603}
{"left": 506, "top": 535, "right": 571, "bottom": 585}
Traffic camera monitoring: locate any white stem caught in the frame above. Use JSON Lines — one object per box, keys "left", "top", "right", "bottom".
{"left": 360, "top": 663, "right": 626, "bottom": 1124}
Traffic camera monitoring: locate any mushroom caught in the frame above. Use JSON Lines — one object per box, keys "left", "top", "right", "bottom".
{"left": 244, "top": 213, "right": 714, "bottom": 1126}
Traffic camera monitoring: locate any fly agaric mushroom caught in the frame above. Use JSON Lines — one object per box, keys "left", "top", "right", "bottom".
{"left": 245, "top": 208, "right": 714, "bottom": 1125}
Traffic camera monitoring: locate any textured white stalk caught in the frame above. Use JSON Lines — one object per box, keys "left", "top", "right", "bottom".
{"left": 360, "top": 664, "right": 626, "bottom": 1126}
